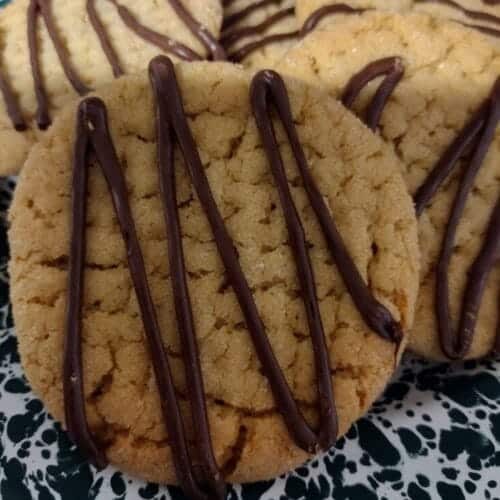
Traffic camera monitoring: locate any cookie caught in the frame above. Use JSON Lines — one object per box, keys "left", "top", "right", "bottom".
{"left": 295, "top": 0, "right": 500, "bottom": 42}
{"left": 279, "top": 11, "right": 500, "bottom": 361}
{"left": 9, "top": 57, "right": 419, "bottom": 493}
{"left": 221, "top": 0, "right": 300, "bottom": 68}
{"left": 0, "top": 0, "right": 224, "bottom": 176}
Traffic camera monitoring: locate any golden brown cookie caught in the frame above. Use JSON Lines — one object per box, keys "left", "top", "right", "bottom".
{"left": 296, "top": 0, "right": 500, "bottom": 42}
{"left": 279, "top": 11, "right": 500, "bottom": 361}
{"left": 0, "top": 0, "right": 223, "bottom": 176}
{"left": 9, "top": 59, "right": 419, "bottom": 492}
{"left": 222, "top": 0, "right": 299, "bottom": 69}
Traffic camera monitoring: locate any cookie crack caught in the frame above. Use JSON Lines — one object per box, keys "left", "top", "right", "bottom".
{"left": 220, "top": 424, "right": 248, "bottom": 477}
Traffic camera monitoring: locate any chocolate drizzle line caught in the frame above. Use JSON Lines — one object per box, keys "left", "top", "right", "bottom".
{"left": 221, "top": 7, "right": 294, "bottom": 48}
{"left": 149, "top": 56, "right": 225, "bottom": 500}
{"left": 63, "top": 100, "right": 107, "bottom": 471}
{"left": 0, "top": 0, "right": 219, "bottom": 131}
{"left": 341, "top": 57, "right": 500, "bottom": 359}
{"left": 341, "top": 57, "right": 404, "bottom": 131}
{"left": 28, "top": 0, "right": 91, "bottom": 129}
{"left": 251, "top": 69, "right": 338, "bottom": 450}
{"left": 304, "top": 1, "right": 500, "bottom": 29}
{"left": 222, "top": 0, "right": 299, "bottom": 62}
{"left": 148, "top": 57, "right": 326, "bottom": 456}
{"left": 90, "top": 0, "right": 203, "bottom": 68}
{"left": 251, "top": 70, "right": 403, "bottom": 346}
{"left": 66, "top": 94, "right": 222, "bottom": 500}
{"left": 413, "top": 103, "right": 488, "bottom": 215}
{"left": 301, "top": 3, "right": 368, "bottom": 36}
{"left": 166, "top": 0, "right": 226, "bottom": 60}
{"left": 304, "top": 1, "right": 500, "bottom": 40}
{"left": 460, "top": 21, "right": 500, "bottom": 37}
{"left": 415, "top": 0, "right": 500, "bottom": 26}
{"left": 65, "top": 55, "right": 403, "bottom": 497}
{"left": 87, "top": 0, "right": 124, "bottom": 78}
{"left": 224, "top": 2, "right": 367, "bottom": 63}
{"left": 223, "top": 0, "right": 284, "bottom": 31}
{"left": 228, "top": 30, "right": 299, "bottom": 62}
{"left": 419, "top": 79, "right": 500, "bottom": 359}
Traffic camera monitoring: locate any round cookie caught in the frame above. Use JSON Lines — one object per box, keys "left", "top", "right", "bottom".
{"left": 279, "top": 11, "right": 500, "bottom": 360}
{"left": 296, "top": 0, "right": 500, "bottom": 42}
{"left": 0, "top": 0, "right": 224, "bottom": 176}
{"left": 221, "top": 0, "right": 300, "bottom": 69}
{"left": 9, "top": 59, "right": 419, "bottom": 490}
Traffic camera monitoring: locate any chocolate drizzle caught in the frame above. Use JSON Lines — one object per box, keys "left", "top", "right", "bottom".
{"left": 63, "top": 100, "right": 107, "bottom": 470}
{"left": 251, "top": 70, "right": 339, "bottom": 451}
{"left": 302, "top": 1, "right": 500, "bottom": 40}
{"left": 413, "top": 104, "right": 488, "bottom": 215}
{"left": 150, "top": 57, "right": 225, "bottom": 500}
{"left": 150, "top": 58, "right": 328, "bottom": 456}
{"left": 340, "top": 57, "right": 500, "bottom": 359}
{"left": 223, "top": 2, "right": 367, "bottom": 63}
{"left": 222, "top": 0, "right": 299, "bottom": 62}
{"left": 415, "top": 0, "right": 500, "bottom": 27}
{"left": 1, "top": 0, "right": 220, "bottom": 131}
{"left": 87, "top": 0, "right": 124, "bottom": 78}
{"left": 64, "top": 55, "right": 402, "bottom": 497}
{"left": 459, "top": 21, "right": 500, "bottom": 37}
{"left": 87, "top": 0, "right": 227, "bottom": 70}
{"left": 28, "top": 0, "right": 91, "bottom": 129}
{"left": 251, "top": 69, "right": 402, "bottom": 346}
{"left": 166, "top": 0, "right": 226, "bottom": 60}
{"left": 301, "top": 3, "right": 367, "bottom": 36}
{"left": 227, "top": 30, "right": 299, "bottom": 62}
{"left": 91, "top": 0, "right": 203, "bottom": 66}
{"left": 341, "top": 57, "right": 404, "bottom": 131}
{"left": 223, "top": 0, "right": 284, "bottom": 30}
{"left": 221, "top": 7, "right": 294, "bottom": 48}
{"left": 66, "top": 93, "right": 223, "bottom": 500}
{"left": 419, "top": 79, "right": 500, "bottom": 359}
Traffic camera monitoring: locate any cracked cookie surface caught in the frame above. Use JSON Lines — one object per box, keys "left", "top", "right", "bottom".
{"left": 9, "top": 61, "right": 419, "bottom": 484}
{"left": 279, "top": 11, "right": 500, "bottom": 360}
{"left": 296, "top": 0, "right": 500, "bottom": 43}
{"left": 0, "top": 0, "right": 222, "bottom": 175}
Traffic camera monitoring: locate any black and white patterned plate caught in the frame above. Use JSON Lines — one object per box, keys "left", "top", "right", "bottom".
{"left": 1, "top": 1, "right": 500, "bottom": 496}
